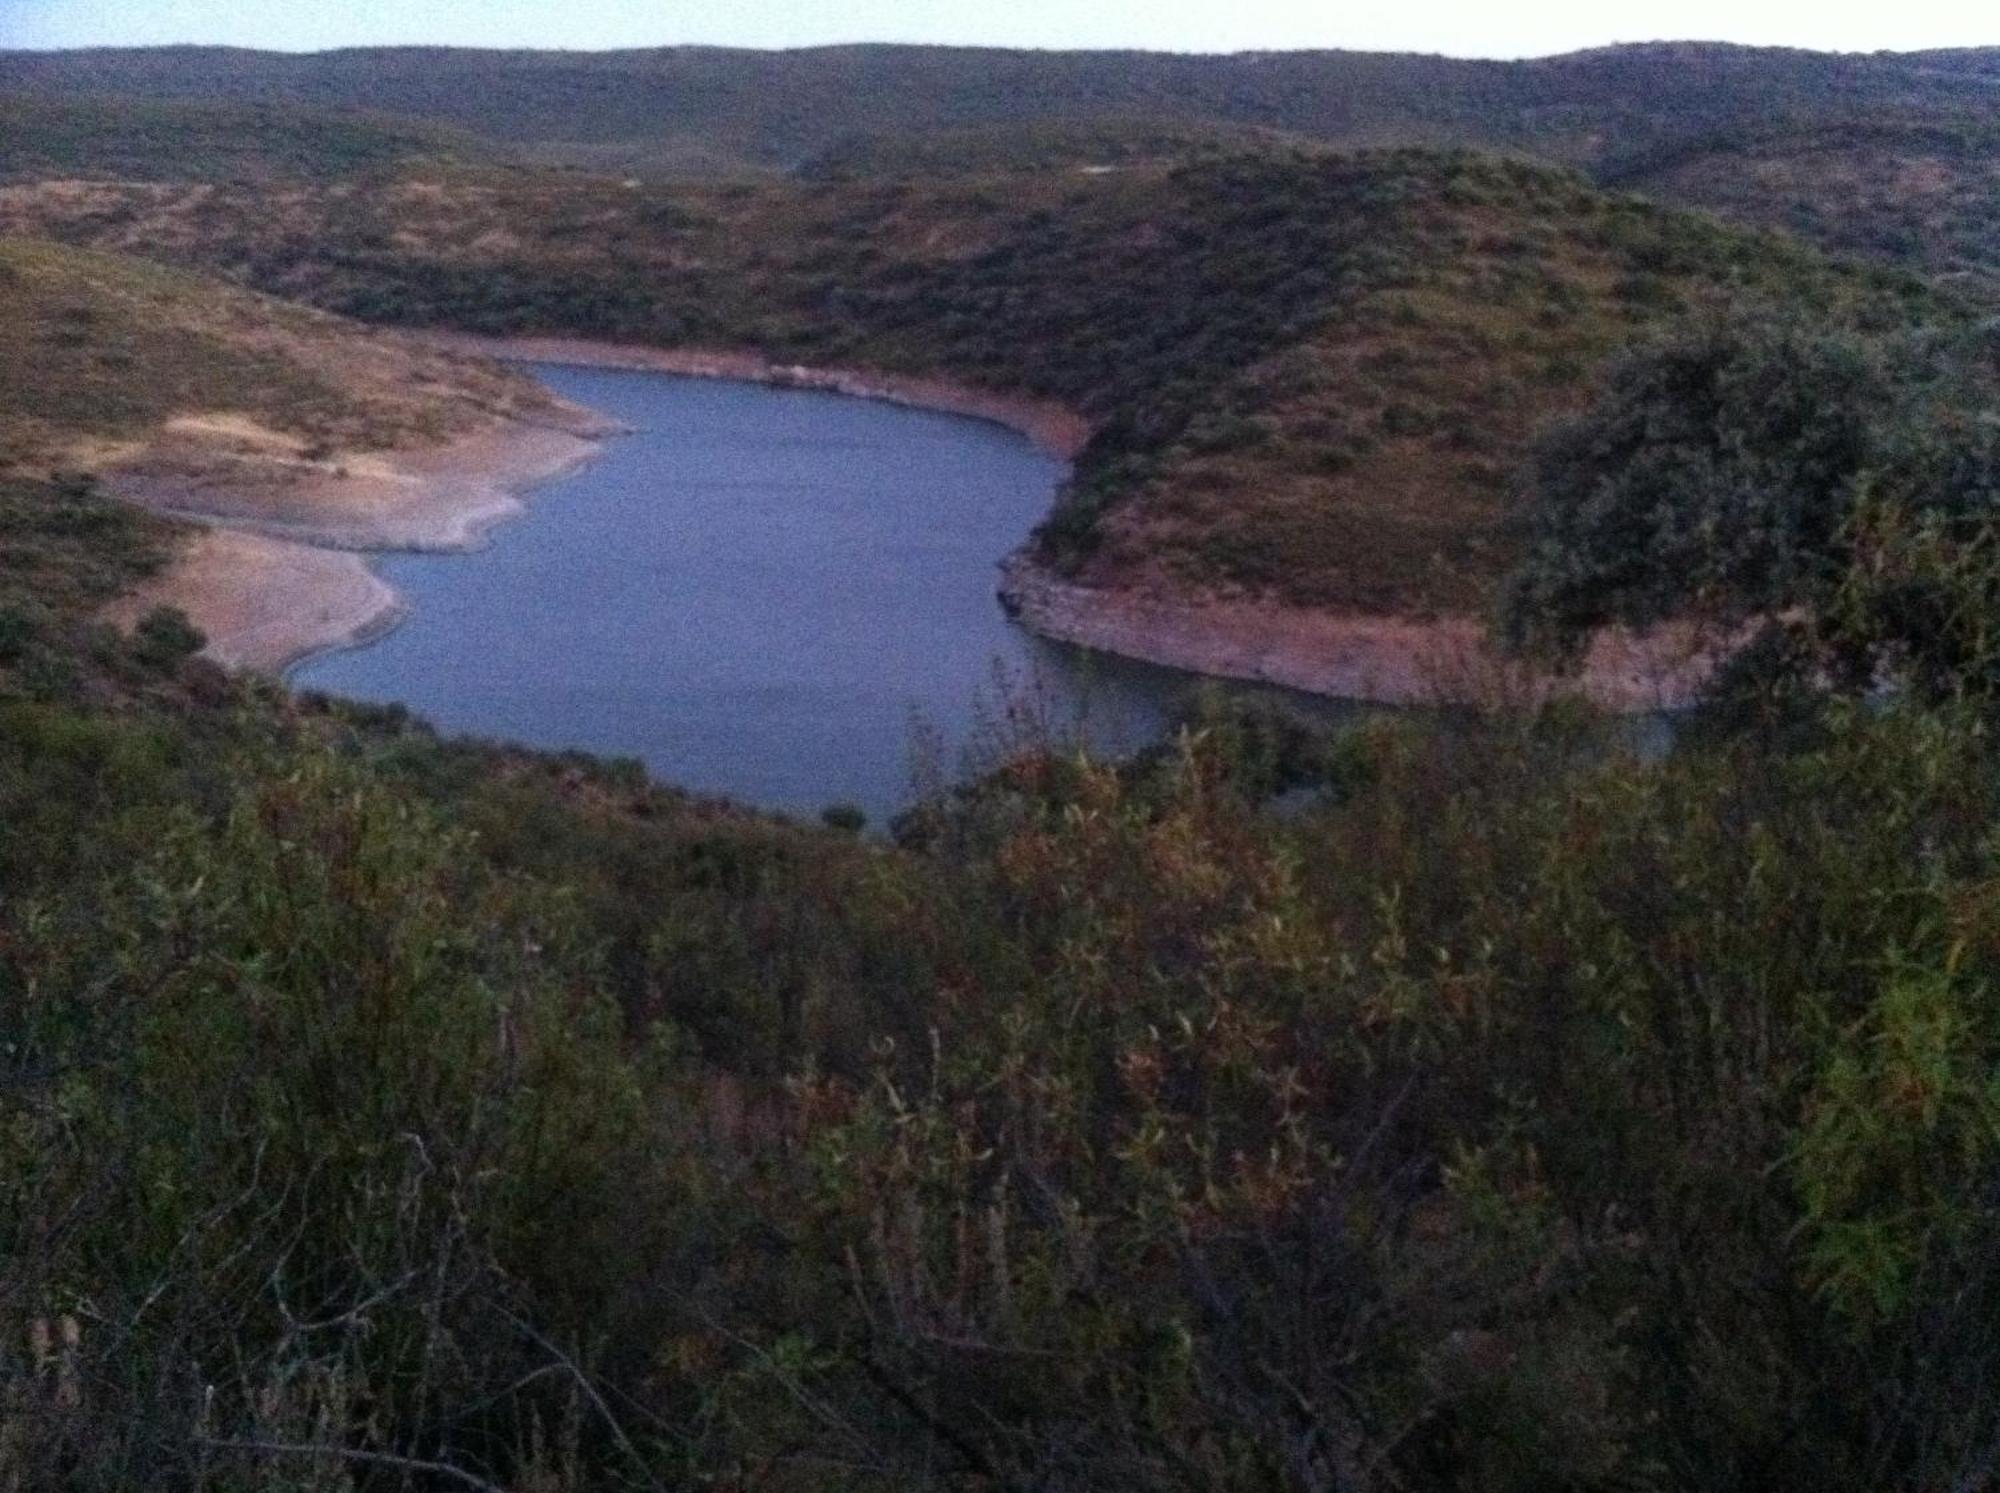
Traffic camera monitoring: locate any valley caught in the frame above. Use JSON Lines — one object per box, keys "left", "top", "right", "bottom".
{"left": 7, "top": 33, "right": 2000, "bottom": 1493}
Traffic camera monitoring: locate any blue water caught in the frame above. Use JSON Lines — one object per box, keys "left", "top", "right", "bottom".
{"left": 292, "top": 364, "right": 1321, "bottom": 823}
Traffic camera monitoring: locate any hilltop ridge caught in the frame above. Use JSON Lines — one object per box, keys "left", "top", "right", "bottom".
{"left": 5, "top": 39, "right": 1995, "bottom": 176}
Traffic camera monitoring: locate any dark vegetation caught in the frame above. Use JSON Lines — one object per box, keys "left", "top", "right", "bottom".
{"left": 1604, "top": 109, "right": 2000, "bottom": 303}
{"left": 10, "top": 444, "right": 2000, "bottom": 1487}
{"left": 0, "top": 473, "right": 183, "bottom": 696}
{"left": 0, "top": 94, "right": 484, "bottom": 184}
{"left": 10, "top": 43, "right": 2000, "bottom": 1489}
{"left": 1501, "top": 311, "right": 2000, "bottom": 735}
{"left": 0, "top": 149, "right": 1947, "bottom": 614}
{"left": 12, "top": 41, "right": 2000, "bottom": 307}
{"left": 798, "top": 115, "right": 1326, "bottom": 180}
{"left": 5, "top": 41, "right": 1998, "bottom": 177}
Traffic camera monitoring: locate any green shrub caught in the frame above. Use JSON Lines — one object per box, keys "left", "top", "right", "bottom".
{"left": 130, "top": 604, "right": 205, "bottom": 672}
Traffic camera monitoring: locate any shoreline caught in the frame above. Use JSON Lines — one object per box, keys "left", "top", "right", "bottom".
{"left": 111, "top": 333, "right": 1714, "bottom": 706}
{"left": 412, "top": 332, "right": 1095, "bottom": 461}
{"left": 104, "top": 411, "right": 615, "bottom": 673}
{"left": 996, "top": 555, "right": 1718, "bottom": 712}
{"left": 433, "top": 335, "right": 1716, "bottom": 710}
{"left": 103, "top": 527, "right": 407, "bottom": 676}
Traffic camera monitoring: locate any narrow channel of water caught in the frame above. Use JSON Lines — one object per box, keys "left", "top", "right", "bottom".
{"left": 291, "top": 364, "right": 1354, "bottom": 823}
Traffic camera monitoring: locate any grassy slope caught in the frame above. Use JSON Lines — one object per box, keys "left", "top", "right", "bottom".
{"left": 8, "top": 43, "right": 1997, "bottom": 305}
{"left": 798, "top": 115, "right": 1329, "bottom": 180}
{"left": 0, "top": 235, "right": 563, "bottom": 478}
{"left": 0, "top": 93, "right": 485, "bottom": 184}
{"left": 1605, "top": 112, "right": 2000, "bottom": 303}
{"left": 0, "top": 149, "right": 1942, "bottom": 616}
{"left": 3, "top": 41, "right": 1995, "bottom": 175}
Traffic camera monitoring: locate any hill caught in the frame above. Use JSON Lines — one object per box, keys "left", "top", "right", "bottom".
{"left": 7, "top": 41, "right": 1999, "bottom": 313}
{"left": 0, "top": 235, "right": 575, "bottom": 483}
{"left": 0, "top": 149, "right": 1943, "bottom": 639}
{"left": 4, "top": 41, "right": 1996, "bottom": 178}
{"left": 1604, "top": 111, "right": 2000, "bottom": 302}
{"left": 0, "top": 234, "right": 607, "bottom": 667}
{"left": 0, "top": 92, "right": 487, "bottom": 184}
{"left": 1906, "top": 46, "right": 2000, "bottom": 77}
{"left": 798, "top": 114, "right": 1325, "bottom": 180}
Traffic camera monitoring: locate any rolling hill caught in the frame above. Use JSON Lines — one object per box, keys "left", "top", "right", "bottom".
{"left": 4, "top": 41, "right": 1997, "bottom": 177}
{"left": 0, "top": 148, "right": 1944, "bottom": 629}
{"left": 797, "top": 115, "right": 1328, "bottom": 181}
{"left": 0, "top": 235, "right": 574, "bottom": 481}
{"left": 1604, "top": 110, "right": 2000, "bottom": 302}
{"left": 8, "top": 41, "right": 1999, "bottom": 305}
{"left": 0, "top": 92, "right": 488, "bottom": 183}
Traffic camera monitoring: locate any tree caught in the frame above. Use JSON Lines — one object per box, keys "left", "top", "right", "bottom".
{"left": 131, "top": 605, "right": 206, "bottom": 672}
{"left": 1503, "top": 316, "right": 2000, "bottom": 699}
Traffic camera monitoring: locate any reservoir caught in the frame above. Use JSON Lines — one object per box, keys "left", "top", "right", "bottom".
{"left": 291, "top": 364, "right": 1327, "bottom": 823}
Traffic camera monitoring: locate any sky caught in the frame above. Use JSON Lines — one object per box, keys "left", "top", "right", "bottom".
{"left": 0, "top": 0, "right": 1992, "bottom": 57}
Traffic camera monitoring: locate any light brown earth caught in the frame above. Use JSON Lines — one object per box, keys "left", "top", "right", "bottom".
{"left": 103, "top": 528, "right": 400, "bottom": 673}
{"left": 996, "top": 556, "right": 1720, "bottom": 711}
{"left": 414, "top": 333, "right": 1094, "bottom": 460}
{"left": 99, "top": 413, "right": 612, "bottom": 670}
{"left": 103, "top": 416, "right": 613, "bottom": 552}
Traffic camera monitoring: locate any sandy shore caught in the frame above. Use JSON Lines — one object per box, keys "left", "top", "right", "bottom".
{"left": 103, "top": 416, "right": 614, "bottom": 553}
{"left": 415, "top": 332, "right": 1095, "bottom": 460}
{"left": 997, "top": 555, "right": 1719, "bottom": 711}
{"left": 100, "top": 406, "right": 615, "bottom": 671}
{"left": 104, "top": 528, "right": 404, "bottom": 674}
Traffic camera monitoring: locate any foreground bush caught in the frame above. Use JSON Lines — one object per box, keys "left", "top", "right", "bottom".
{"left": 5, "top": 683, "right": 2000, "bottom": 1489}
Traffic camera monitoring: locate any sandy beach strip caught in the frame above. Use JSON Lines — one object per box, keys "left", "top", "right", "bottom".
{"left": 104, "top": 527, "right": 403, "bottom": 674}
{"left": 98, "top": 411, "right": 616, "bottom": 671}
{"left": 413, "top": 332, "right": 1097, "bottom": 460}
{"left": 997, "top": 554, "right": 1718, "bottom": 712}
{"left": 103, "top": 418, "right": 614, "bottom": 554}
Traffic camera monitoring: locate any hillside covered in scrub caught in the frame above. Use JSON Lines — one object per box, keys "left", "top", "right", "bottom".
{"left": 0, "top": 148, "right": 1946, "bottom": 622}
{"left": 0, "top": 235, "right": 574, "bottom": 485}
{"left": 1603, "top": 111, "right": 2000, "bottom": 303}
{"left": 12, "top": 42, "right": 2000, "bottom": 302}
{"left": 0, "top": 92, "right": 489, "bottom": 185}
{"left": 10, "top": 37, "right": 2000, "bottom": 1492}
{"left": 9, "top": 324, "right": 2000, "bottom": 1488}
{"left": 5, "top": 41, "right": 1998, "bottom": 176}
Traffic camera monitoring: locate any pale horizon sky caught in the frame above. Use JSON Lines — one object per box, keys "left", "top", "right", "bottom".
{"left": 0, "top": 0, "right": 1994, "bottom": 59}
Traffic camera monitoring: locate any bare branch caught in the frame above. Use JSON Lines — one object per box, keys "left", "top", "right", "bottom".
{"left": 194, "top": 1434, "right": 507, "bottom": 1493}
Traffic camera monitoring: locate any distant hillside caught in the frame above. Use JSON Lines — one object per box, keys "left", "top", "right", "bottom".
{"left": 0, "top": 149, "right": 1940, "bottom": 619}
{"left": 1905, "top": 47, "right": 2000, "bottom": 77}
{"left": 800, "top": 115, "right": 1324, "bottom": 181}
{"left": 1605, "top": 111, "right": 2000, "bottom": 301}
{"left": 4, "top": 41, "right": 1996, "bottom": 177}
{"left": 0, "top": 93, "right": 485, "bottom": 184}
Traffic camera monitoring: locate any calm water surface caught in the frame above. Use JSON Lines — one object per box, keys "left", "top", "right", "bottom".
{"left": 292, "top": 365, "right": 1340, "bottom": 822}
